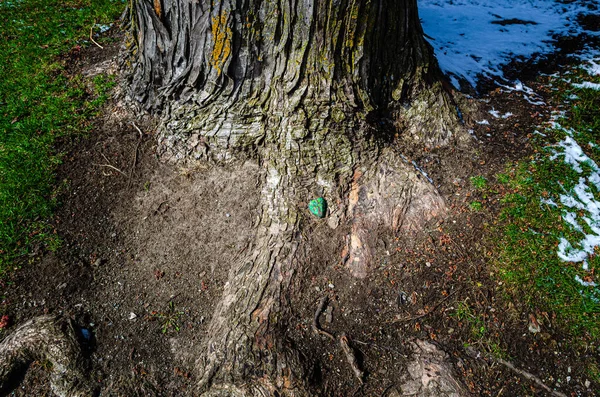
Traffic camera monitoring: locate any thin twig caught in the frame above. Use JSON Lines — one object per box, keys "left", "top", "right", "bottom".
{"left": 93, "top": 163, "right": 126, "bottom": 176}
{"left": 467, "top": 347, "right": 567, "bottom": 397}
{"left": 90, "top": 26, "right": 104, "bottom": 49}
{"left": 380, "top": 383, "right": 396, "bottom": 397}
{"left": 313, "top": 296, "right": 335, "bottom": 341}
{"left": 392, "top": 288, "right": 461, "bottom": 323}
{"left": 128, "top": 123, "right": 144, "bottom": 187}
{"left": 340, "top": 333, "right": 364, "bottom": 384}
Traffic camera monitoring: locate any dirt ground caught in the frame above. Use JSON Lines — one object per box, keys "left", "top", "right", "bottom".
{"left": 1, "top": 27, "right": 598, "bottom": 396}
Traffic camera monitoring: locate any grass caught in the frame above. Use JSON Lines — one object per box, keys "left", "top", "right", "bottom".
{"left": 0, "top": 0, "right": 125, "bottom": 275}
{"left": 451, "top": 299, "right": 505, "bottom": 357}
{"left": 151, "top": 301, "right": 185, "bottom": 334}
{"left": 491, "top": 66, "right": 600, "bottom": 343}
{"left": 470, "top": 175, "right": 488, "bottom": 190}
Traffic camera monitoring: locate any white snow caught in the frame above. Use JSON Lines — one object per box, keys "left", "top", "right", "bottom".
{"left": 572, "top": 82, "right": 600, "bottom": 91}
{"left": 551, "top": 136, "right": 596, "bottom": 174}
{"left": 550, "top": 130, "right": 600, "bottom": 286}
{"left": 476, "top": 120, "right": 490, "bottom": 125}
{"left": 575, "top": 275, "right": 597, "bottom": 287}
{"left": 541, "top": 197, "right": 557, "bottom": 207}
{"left": 488, "top": 109, "right": 513, "bottom": 119}
{"left": 419, "top": 0, "right": 600, "bottom": 88}
{"left": 498, "top": 81, "right": 546, "bottom": 105}
{"left": 583, "top": 59, "right": 600, "bottom": 76}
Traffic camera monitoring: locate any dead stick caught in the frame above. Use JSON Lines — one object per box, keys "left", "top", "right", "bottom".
{"left": 93, "top": 163, "right": 126, "bottom": 176}
{"left": 340, "top": 333, "right": 364, "bottom": 384}
{"left": 313, "top": 296, "right": 335, "bottom": 341}
{"left": 380, "top": 383, "right": 396, "bottom": 397}
{"left": 392, "top": 288, "right": 460, "bottom": 323}
{"left": 90, "top": 26, "right": 104, "bottom": 49}
{"left": 128, "top": 123, "right": 143, "bottom": 187}
{"left": 467, "top": 348, "right": 567, "bottom": 397}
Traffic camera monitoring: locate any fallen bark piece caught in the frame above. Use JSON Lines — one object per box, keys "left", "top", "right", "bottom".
{"left": 0, "top": 315, "right": 93, "bottom": 397}
{"left": 399, "top": 340, "right": 468, "bottom": 397}
{"left": 339, "top": 333, "right": 364, "bottom": 384}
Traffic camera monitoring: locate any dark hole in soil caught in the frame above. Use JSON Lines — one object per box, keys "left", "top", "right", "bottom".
{"left": 491, "top": 18, "right": 539, "bottom": 26}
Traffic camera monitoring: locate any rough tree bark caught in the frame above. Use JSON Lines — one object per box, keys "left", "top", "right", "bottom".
{"left": 128, "top": 0, "right": 466, "bottom": 395}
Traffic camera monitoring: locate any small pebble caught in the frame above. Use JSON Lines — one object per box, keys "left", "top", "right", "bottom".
{"left": 129, "top": 312, "right": 137, "bottom": 320}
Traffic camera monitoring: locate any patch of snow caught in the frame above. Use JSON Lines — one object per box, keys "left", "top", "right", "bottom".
{"left": 419, "top": 0, "right": 600, "bottom": 88}
{"left": 498, "top": 80, "right": 546, "bottom": 105}
{"left": 488, "top": 109, "right": 513, "bottom": 118}
{"left": 541, "top": 197, "right": 557, "bottom": 207}
{"left": 573, "top": 82, "right": 600, "bottom": 91}
{"left": 550, "top": 130, "right": 600, "bottom": 288}
{"left": 575, "top": 275, "right": 597, "bottom": 287}
{"left": 96, "top": 24, "right": 112, "bottom": 34}
{"left": 551, "top": 136, "right": 597, "bottom": 174}
{"left": 563, "top": 211, "right": 583, "bottom": 233}
{"left": 476, "top": 120, "right": 489, "bottom": 125}
{"left": 583, "top": 59, "right": 600, "bottom": 76}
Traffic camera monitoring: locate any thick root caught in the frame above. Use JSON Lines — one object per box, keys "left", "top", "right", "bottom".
{"left": 0, "top": 315, "right": 93, "bottom": 397}
{"left": 345, "top": 149, "right": 446, "bottom": 278}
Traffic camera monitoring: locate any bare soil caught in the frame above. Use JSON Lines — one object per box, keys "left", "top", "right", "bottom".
{"left": 1, "top": 29, "right": 598, "bottom": 396}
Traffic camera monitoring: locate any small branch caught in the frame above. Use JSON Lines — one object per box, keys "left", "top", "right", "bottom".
{"left": 128, "top": 123, "right": 144, "bottom": 187}
{"left": 380, "top": 383, "right": 396, "bottom": 397}
{"left": 467, "top": 348, "right": 567, "bottom": 397}
{"left": 93, "top": 163, "right": 127, "bottom": 176}
{"left": 313, "top": 296, "right": 335, "bottom": 341}
{"left": 89, "top": 26, "right": 104, "bottom": 49}
{"left": 392, "top": 288, "right": 460, "bottom": 323}
{"left": 340, "top": 333, "right": 364, "bottom": 384}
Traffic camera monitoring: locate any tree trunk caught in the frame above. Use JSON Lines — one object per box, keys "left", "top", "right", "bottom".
{"left": 128, "top": 0, "right": 466, "bottom": 395}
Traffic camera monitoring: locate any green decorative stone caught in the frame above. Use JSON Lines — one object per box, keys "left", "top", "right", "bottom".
{"left": 308, "top": 197, "right": 327, "bottom": 218}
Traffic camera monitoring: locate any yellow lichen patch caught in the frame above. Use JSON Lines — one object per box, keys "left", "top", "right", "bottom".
{"left": 153, "top": 0, "right": 161, "bottom": 19}
{"left": 211, "top": 11, "right": 232, "bottom": 75}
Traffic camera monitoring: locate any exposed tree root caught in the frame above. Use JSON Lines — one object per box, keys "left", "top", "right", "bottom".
{"left": 399, "top": 340, "right": 468, "bottom": 396}
{"left": 339, "top": 333, "right": 365, "bottom": 384}
{"left": 0, "top": 315, "right": 93, "bottom": 397}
